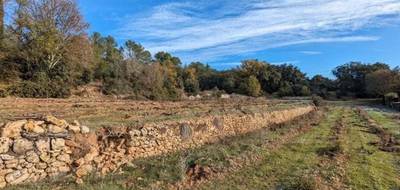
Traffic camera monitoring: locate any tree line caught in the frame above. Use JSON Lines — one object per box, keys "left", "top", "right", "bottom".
{"left": 0, "top": 0, "right": 399, "bottom": 100}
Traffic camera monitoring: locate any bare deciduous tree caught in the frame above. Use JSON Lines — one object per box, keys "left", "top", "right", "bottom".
{"left": 14, "top": 0, "right": 88, "bottom": 69}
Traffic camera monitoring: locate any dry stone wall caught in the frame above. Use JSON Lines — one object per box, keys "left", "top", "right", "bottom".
{"left": 0, "top": 105, "right": 315, "bottom": 188}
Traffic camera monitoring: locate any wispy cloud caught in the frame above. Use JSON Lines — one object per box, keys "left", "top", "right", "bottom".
{"left": 271, "top": 60, "right": 300, "bottom": 65}
{"left": 115, "top": 0, "right": 400, "bottom": 63}
{"left": 299, "top": 51, "right": 322, "bottom": 55}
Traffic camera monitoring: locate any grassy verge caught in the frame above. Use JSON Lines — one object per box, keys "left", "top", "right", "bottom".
{"left": 367, "top": 111, "right": 400, "bottom": 139}
{"left": 341, "top": 109, "right": 400, "bottom": 190}
{"left": 198, "top": 108, "right": 340, "bottom": 189}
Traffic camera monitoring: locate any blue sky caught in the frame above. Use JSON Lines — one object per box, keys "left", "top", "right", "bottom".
{"left": 78, "top": 0, "right": 400, "bottom": 78}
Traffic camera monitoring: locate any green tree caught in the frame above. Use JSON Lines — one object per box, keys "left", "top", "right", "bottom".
{"left": 333, "top": 62, "right": 390, "bottom": 97}
{"left": 241, "top": 75, "right": 261, "bottom": 97}
{"left": 182, "top": 67, "right": 200, "bottom": 95}
{"left": 124, "top": 40, "right": 151, "bottom": 64}
{"left": 309, "top": 75, "right": 336, "bottom": 98}
{"left": 365, "top": 69, "right": 396, "bottom": 97}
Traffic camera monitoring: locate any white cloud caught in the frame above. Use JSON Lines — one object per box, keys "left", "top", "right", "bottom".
{"left": 271, "top": 60, "right": 300, "bottom": 65}
{"left": 299, "top": 51, "right": 322, "bottom": 55}
{"left": 115, "top": 0, "right": 400, "bottom": 63}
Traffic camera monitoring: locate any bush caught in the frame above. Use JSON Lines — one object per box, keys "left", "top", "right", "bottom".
{"left": 8, "top": 81, "right": 49, "bottom": 98}
{"left": 0, "top": 88, "right": 8, "bottom": 98}
{"left": 312, "top": 95, "right": 324, "bottom": 107}
{"left": 8, "top": 79, "right": 72, "bottom": 98}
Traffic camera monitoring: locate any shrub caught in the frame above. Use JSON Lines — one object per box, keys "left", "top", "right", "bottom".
{"left": 312, "top": 95, "right": 324, "bottom": 107}
{"left": 0, "top": 88, "right": 8, "bottom": 98}
{"left": 8, "top": 79, "right": 72, "bottom": 98}
{"left": 240, "top": 76, "right": 261, "bottom": 97}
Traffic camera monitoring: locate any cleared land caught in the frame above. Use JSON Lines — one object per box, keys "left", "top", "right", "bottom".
{"left": 0, "top": 98, "right": 308, "bottom": 127}
{"left": 1, "top": 98, "right": 399, "bottom": 190}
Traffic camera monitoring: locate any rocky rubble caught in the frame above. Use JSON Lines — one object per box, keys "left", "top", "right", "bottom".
{"left": 0, "top": 105, "right": 315, "bottom": 188}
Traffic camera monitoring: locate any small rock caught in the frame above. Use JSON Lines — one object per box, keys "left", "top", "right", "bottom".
{"left": 57, "top": 154, "right": 71, "bottom": 163}
{"left": 75, "top": 164, "right": 92, "bottom": 178}
{"left": 129, "top": 129, "right": 141, "bottom": 137}
{"left": 213, "top": 118, "right": 224, "bottom": 130}
{"left": 13, "top": 138, "right": 34, "bottom": 154}
{"left": 0, "top": 137, "right": 11, "bottom": 154}
{"left": 33, "top": 121, "right": 45, "bottom": 126}
{"left": 72, "top": 120, "right": 80, "bottom": 126}
{"left": 58, "top": 166, "right": 71, "bottom": 173}
{"left": 67, "top": 125, "right": 80, "bottom": 133}
{"left": 80, "top": 126, "right": 90, "bottom": 134}
{"left": 140, "top": 128, "right": 148, "bottom": 136}
{"left": 24, "top": 120, "right": 45, "bottom": 134}
{"left": 5, "top": 159, "right": 18, "bottom": 169}
{"left": 35, "top": 138, "right": 50, "bottom": 152}
{"left": 35, "top": 162, "right": 47, "bottom": 170}
{"left": 1, "top": 120, "right": 26, "bottom": 139}
{"left": 51, "top": 138, "right": 65, "bottom": 151}
{"left": 0, "top": 181, "right": 5, "bottom": 188}
{"left": 50, "top": 161, "right": 66, "bottom": 168}
{"left": 47, "top": 124, "right": 67, "bottom": 134}
{"left": 39, "top": 153, "right": 51, "bottom": 163}
{"left": 6, "top": 169, "right": 30, "bottom": 185}
{"left": 0, "top": 154, "right": 14, "bottom": 161}
{"left": 44, "top": 115, "right": 66, "bottom": 126}
{"left": 25, "top": 151, "right": 39, "bottom": 163}
{"left": 0, "top": 169, "right": 13, "bottom": 176}
{"left": 180, "top": 123, "right": 193, "bottom": 140}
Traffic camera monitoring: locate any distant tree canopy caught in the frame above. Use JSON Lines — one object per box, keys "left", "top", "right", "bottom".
{"left": 333, "top": 62, "right": 391, "bottom": 98}
{"left": 0, "top": 0, "right": 398, "bottom": 100}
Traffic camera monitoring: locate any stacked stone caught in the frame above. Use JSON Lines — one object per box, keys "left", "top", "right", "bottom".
{"left": 0, "top": 106, "right": 315, "bottom": 188}
{"left": 0, "top": 115, "right": 90, "bottom": 188}
{"left": 89, "top": 106, "right": 316, "bottom": 179}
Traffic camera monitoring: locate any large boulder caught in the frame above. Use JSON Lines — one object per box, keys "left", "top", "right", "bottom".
{"left": 1, "top": 120, "right": 26, "bottom": 139}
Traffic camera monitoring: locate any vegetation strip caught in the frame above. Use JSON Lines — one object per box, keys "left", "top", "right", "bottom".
{"left": 196, "top": 107, "right": 340, "bottom": 189}
{"left": 357, "top": 109, "right": 400, "bottom": 152}
{"left": 196, "top": 107, "right": 400, "bottom": 190}
{"left": 341, "top": 109, "right": 400, "bottom": 190}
